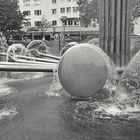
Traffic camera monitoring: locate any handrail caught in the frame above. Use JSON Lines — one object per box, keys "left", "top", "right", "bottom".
{"left": 16, "top": 55, "right": 59, "bottom": 63}
{"left": 0, "top": 52, "right": 6, "bottom": 56}
{"left": 0, "top": 61, "right": 57, "bottom": 67}
{"left": 9, "top": 56, "right": 57, "bottom": 65}
{"left": 30, "top": 49, "right": 60, "bottom": 60}
{"left": 0, "top": 62, "right": 57, "bottom": 72}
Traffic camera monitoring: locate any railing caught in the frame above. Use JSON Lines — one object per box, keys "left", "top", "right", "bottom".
{"left": 0, "top": 62, "right": 57, "bottom": 72}
{"left": 22, "top": 25, "right": 99, "bottom": 34}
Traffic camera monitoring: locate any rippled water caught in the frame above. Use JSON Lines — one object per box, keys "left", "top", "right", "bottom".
{"left": 0, "top": 72, "right": 46, "bottom": 121}
{"left": 46, "top": 50, "right": 140, "bottom": 139}
{"left": 0, "top": 71, "right": 140, "bottom": 139}
{"left": 0, "top": 80, "right": 18, "bottom": 122}
{"left": 46, "top": 69, "right": 140, "bottom": 139}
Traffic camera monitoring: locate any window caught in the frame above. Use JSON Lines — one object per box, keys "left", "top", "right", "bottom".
{"left": 52, "top": 0, "right": 56, "bottom": 3}
{"left": 35, "top": 21, "right": 42, "bottom": 26}
{"left": 66, "top": 7, "right": 71, "bottom": 13}
{"left": 24, "top": 11, "right": 31, "bottom": 16}
{"left": 34, "top": 0, "right": 41, "bottom": 5}
{"left": 52, "top": 9, "right": 57, "bottom": 14}
{"left": 52, "top": 20, "right": 57, "bottom": 26}
{"left": 73, "top": 7, "right": 77, "bottom": 12}
{"left": 131, "top": 24, "right": 134, "bottom": 33}
{"left": 60, "top": 8, "right": 65, "bottom": 13}
{"left": 34, "top": 10, "right": 41, "bottom": 15}
{"left": 23, "top": 0, "right": 30, "bottom": 7}
{"left": 68, "top": 20, "right": 73, "bottom": 26}
{"left": 74, "top": 20, "right": 78, "bottom": 26}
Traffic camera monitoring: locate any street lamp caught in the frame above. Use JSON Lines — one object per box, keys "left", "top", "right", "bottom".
{"left": 61, "top": 16, "right": 67, "bottom": 47}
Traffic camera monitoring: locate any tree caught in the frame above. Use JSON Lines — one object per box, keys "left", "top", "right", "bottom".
{"left": 77, "top": 0, "right": 140, "bottom": 27}
{"left": 0, "top": 0, "right": 25, "bottom": 41}
{"left": 40, "top": 15, "right": 52, "bottom": 40}
{"left": 132, "top": 0, "right": 140, "bottom": 22}
{"left": 77, "top": 0, "right": 99, "bottom": 27}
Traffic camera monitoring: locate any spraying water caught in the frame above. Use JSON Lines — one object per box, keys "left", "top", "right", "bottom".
{"left": 0, "top": 54, "right": 140, "bottom": 139}
{"left": 48, "top": 70, "right": 63, "bottom": 97}
{"left": 48, "top": 44, "right": 140, "bottom": 123}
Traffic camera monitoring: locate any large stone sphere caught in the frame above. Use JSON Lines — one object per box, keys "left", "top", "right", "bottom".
{"left": 58, "top": 43, "right": 108, "bottom": 98}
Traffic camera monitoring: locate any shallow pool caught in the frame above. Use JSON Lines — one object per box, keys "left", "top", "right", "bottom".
{"left": 0, "top": 72, "right": 140, "bottom": 140}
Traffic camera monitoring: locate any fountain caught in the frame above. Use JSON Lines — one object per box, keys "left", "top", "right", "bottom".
{"left": 116, "top": 49, "right": 140, "bottom": 105}
{"left": 50, "top": 42, "right": 140, "bottom": 122}
{"left": 57, "top": 43, "right": 118, "bottom": 98}
{"left": 1, "top": 1, "right": 140, "bottom": 139}
{"left": 1, "top": 42, "right": 140, "bottom": 139}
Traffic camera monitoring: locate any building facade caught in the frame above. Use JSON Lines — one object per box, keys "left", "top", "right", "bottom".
{"left": 18, "top": 0, "right": 99, "bottom": 40}
{"left": 19, "top": 0, "right": 80, "bottom": 27}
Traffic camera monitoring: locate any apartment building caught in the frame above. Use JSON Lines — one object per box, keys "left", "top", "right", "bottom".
{"left": 19, "top": 0, "right": 80, "bottom": 28}
{"left": 18, "top": 0, "right": 99, "bottom": 40}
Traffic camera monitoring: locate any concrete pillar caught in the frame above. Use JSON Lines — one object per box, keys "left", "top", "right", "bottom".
{"left": 99, "top": 0, "right": 132, "bottom": 66}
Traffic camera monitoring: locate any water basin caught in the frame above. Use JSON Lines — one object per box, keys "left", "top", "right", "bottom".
{"left": 0, "top": 72, "right": 140, "bottom": 140}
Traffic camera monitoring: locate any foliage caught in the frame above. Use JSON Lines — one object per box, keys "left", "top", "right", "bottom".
{"left": 40, "top": 15, "right": 52, "bottom": 40}
{"left": 0, "top": 0, "right": 24, "bottom": 40}
{"left": 40, "top": 15, "right": 52, "bottom": 30}
{"left": 77, "top": 0, "right": 140, "bottom": 27}
{"left": 77, "top": 0, "right": 99, "bottom": 27}
{"left": 132, "top": 0, "right": 140, "bottom": 22}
